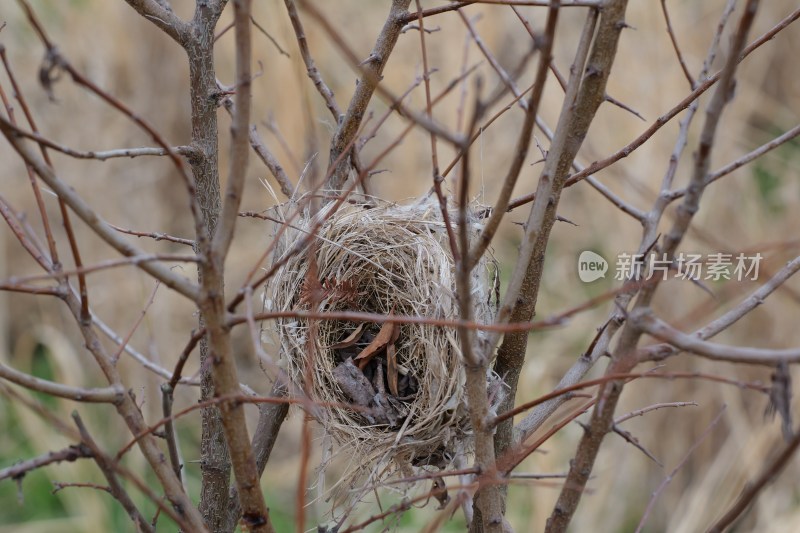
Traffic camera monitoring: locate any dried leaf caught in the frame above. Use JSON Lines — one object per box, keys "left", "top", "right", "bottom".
{"left": 354, "top": 308, "right": 396, "bottom": 369}
{"left": 330, "top": 324, "right": 365, "bottom": 350}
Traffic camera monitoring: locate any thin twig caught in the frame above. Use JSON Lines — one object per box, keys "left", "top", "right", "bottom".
{"left": 402, "top": 0, "right": 599, "bottom": 23}
{"left": 507, "top": 6, "right": 800, "bottom": 209}
{"left": 108, "top": 224, "right": 194, "bottom": 247}
{"left": 707, "top": 421, "right": 800, "bottom": 532}
{"left": 615, "top": 401, "right": 698, "bottom": 424}
{"left": 669, "top": 123, "right": 800, "bottom": 200}
{"left": 0, "top": 361, "right": 123, "bottom": 403}
{"left": 0, "top": 444, "right": 93, "bottom": 482}
{"left": 660, "top": 0, "right": 695, "bottom": 87}
{"left": 636, "top": 406, "right": 727, "bottom": 533}
{"left": 72, "top": 412, "right": 157, "bottom": 533}
{"left": 633, "top": 309, "right": 800, "bottom": 365}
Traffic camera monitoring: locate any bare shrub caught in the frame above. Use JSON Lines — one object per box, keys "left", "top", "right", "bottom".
{"left": 1, "top": 1, "right": 799, "bottom": 532}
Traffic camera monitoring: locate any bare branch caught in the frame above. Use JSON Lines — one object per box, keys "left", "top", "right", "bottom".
{"left": 660, "top": 0, "right": 694, "bottom": 88}
{"left": 505, "top": 6, "right": 800, "bottom": 209}
{"left": 633, "top": 310, "right": 800, "bottom": 365}
{"left": 300, "top": 0, "right": 413, "bottom": 194}
{"left": 635, "top": 406, "right": 727, "bottom": 533}
{"left": 546, "top": 3, "right": 761, "bottom": 530}
{"left": 223, "top": 377, "right": 290, "bottom": 530}
{"left": 284, "top": 0, "right": 340, "bottom": 118}
{"left": 108, "top": 224, "right": 195, "bottom": 247}
{"left": 402, "top": 0, "right": 599, "bottom": 23}
{"left": 122, "top": 0, "right": 191, "bottom": 44}
{"left": 466, "top": 3, "right": 560, "bottom": 270}
{"left": 642, "top": 255, "right": 800, "bottom": 361}
{"left": 0, "top": 362, "right": 123, "bottom": 403}
{"left": 416, "top": 0, "right": 460, "bottom": 264}
{"left": 0, "top": 444, "right": 92, "bottom": 483}
{"left": 72, "top": 413, "right": 156, "bottom": 533}
{"left": 669, "top": 123, "right": 800, "bottom": 200}
{"left": 0, "top": 125, "right": 198, "bottom": 161}
{"left": 248, "top": 124, "right": 296, "bottom": 198}
{"left": 213, "top": 0, "right": 253, "bottom": 259}
{"left": 0, "top": 123, "right": 201, "bottom": 300}
{"left": 615, "top": 401, "right": 698, "bottom": 424}
{"left": 707, "top": 421, "right": 800, "bottom": 532}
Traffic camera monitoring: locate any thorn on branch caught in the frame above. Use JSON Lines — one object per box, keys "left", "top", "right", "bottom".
{"left": 400, "top": 23, "right": 441, "bottom": 34}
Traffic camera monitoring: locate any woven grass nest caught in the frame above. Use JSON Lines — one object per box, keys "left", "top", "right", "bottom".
{"left": 270, "top": 198, "right": 498, "bottom": 478}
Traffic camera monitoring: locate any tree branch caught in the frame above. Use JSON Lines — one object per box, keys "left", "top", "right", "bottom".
{"left": 0, "top": 122, "right": 201, "bottom": 301}
{"left": 121, "top": 0, "right": 191, "bottom": 45}
{"left": 0, "top": 444, "right": 92, "bottom": 483}
{"left": 301, "top": 0, "right": 412, "bottom": 194}
{"left": 0, "top": 362, "right": 123, "bottom": 403}
{"left": 633, "top": 309, "right": 800, "bottom": 365}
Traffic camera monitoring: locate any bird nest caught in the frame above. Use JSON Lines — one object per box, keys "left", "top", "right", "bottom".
{"left": 269, "top": 198, "right": 498, "bottom": 479}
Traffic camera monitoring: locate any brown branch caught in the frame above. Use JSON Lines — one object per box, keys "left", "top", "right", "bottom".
{"left": 641, "top": 255, "right": 800, "bottom": 362}
{"left": 195, "top": 1, "right": 275, "bottom": 531}
{"left": 250, "top": 16, "right": 290, "bottom": 58}
{"left": 402, "top": 0, "right": 599, "bottom": 23}
{"left": 0, "top": 123, "right": 201, "bottom": 301}
{"left": 466, "top": 2, "right": 560, "bottom": 270}
{"left": 223, "top": 377, "right": 290, "bottom": 531}
{"left": 108, "top": 224, "right": 195, "bottom": 247}
{"left": 72, "top": 413, "right": 156, "bottom": 533}
{"left": 633, "top": 310, "right": 800, "bottom": 365}
{"left": 303, "top": 0, "right": 413, "bottom": 194}
{"left": 660, "top": 0, "right": 694, "bottom": 88}
{"left": 160, "top": 384, "right": 183, "bottom": 484}
{"left": 614, "top": 401, "right": 698, "bottom": 424}
{"left": 284, "top": 0, "right": 340, "bottom": 119}
{"left": 668, "top": 123, "right": 800, "bottom": 201}
{"left": 3, "top": 254, "right": 198, "bottom": 285}
{"left": 636, "top": 406, "right": 727, "bottom": 533}
{"left": 415, "top": 0, "right": 460, "bottom": 264}
{"left": 507, "top": 6, "right": 800, "bottom": 210}
{"left": 213, "top": 0, "right": 253, "bottom": 259}
{"left": 62, "top": 292, "right": 207, "bottom": 530}
{"left": 707, "top": 421, "right": 800, "bottom": 532}
{"left": 453, "top": 92, "right": 507, "bottom": 530}
{"left": 495, "top": 370, "right": 766, "bottom": 427}
{"left": 1, "top": 43, "right": 90, "bottom": 321}
{"left": 0, "top": 49, "right": 61, "bottom": 270}
{"left": 0, "top": 374, "right": 197, "bottom": 533}
{"left": 0, "top": 361, "right": 123, "bottom": 403}
{"left": 546, "top": 3, "right": 760, "bottom": 530}
{"left": 18, "top": 0, "right": 208, "bottom": 253}
{"left": 0, "top": 195, "right": 52, "bottom": 271}
{"left": 491, "top": 4, "right": 605, "bottom": 484}
{"left": 0, "top": 125, "right": 198, "bottom": 161}
{"left": 0, "top": 283, "right": 63, "bottom": 296}
{"left": 121, "top": 0, "right": 191, "bottom": 44}
{"left": 512, "top": 0, "right": 736, "bottom": 457}
{"left": 247, "top": 124, "right": 296, "bottom": 198}
{"left": 0, "top": 444, "right": 92, "bottom": 482}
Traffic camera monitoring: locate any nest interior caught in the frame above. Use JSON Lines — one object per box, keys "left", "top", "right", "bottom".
{"left": 270, "top": 199, "right": 495, "bottom": 475}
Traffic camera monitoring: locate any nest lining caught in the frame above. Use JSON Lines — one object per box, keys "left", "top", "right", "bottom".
{"left": 269, "top": 198, "right": 496, "bottom": 476}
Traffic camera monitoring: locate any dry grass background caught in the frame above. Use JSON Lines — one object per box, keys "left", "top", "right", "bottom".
{"left": 1, "top": 0, "right": 799, "bottom": 531}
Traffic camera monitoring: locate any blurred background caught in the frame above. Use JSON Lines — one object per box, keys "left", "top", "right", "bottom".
{"left": 1, "top": 0, "right": 799, "bottom": 531}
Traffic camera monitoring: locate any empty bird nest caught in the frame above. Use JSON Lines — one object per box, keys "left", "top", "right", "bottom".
{"left": 269, "top": 197, "right": 500, "bottom": 480}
